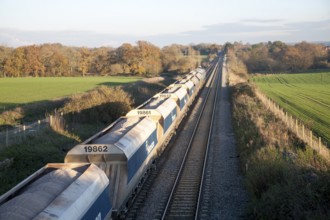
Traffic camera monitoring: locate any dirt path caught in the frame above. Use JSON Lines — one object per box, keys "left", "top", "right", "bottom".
{"left": 206, "top": 64, "right": 249, "bottom": 219}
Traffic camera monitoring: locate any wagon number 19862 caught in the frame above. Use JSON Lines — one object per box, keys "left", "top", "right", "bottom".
{"left": 84, "top": 146, "right": 108, "bottom": 153}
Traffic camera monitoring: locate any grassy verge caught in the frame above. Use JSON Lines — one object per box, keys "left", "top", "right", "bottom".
{"left": 231, "top": 82, "right": 330, "bottom": 219}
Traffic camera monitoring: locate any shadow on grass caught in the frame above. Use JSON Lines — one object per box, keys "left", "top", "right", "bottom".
{"left": 96, "top": 80, "right": 140, "bottom": 88}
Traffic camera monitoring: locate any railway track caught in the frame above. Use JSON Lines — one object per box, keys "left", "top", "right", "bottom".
{"left": 124, "top": 59, "right": 221, "bottom": 220}
{"left": 161, "top": 60, "right": 220, "bottom": 220}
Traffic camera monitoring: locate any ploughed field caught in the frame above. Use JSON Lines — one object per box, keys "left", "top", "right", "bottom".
{"left": 252, "top": 72, "right": 330, "bottom": 144}
{"left": 0, "top": 76, "right": 142, "bottom": 109}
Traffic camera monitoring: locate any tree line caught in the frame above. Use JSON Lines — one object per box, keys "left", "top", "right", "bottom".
{"left": 0, "top": 42, "right": 221, "bottom": 77}
{"left": 224, "top": 41, "right": 330, "bottom": 73}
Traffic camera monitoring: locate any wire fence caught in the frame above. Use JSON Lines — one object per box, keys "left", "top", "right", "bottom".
{"left": 0, "top": 114, "right": 64, "bottom": 150}
{"left": 254, "top": 89, "right": 330, "bottom": 161}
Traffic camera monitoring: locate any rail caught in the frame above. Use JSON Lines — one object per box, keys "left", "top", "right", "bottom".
{"left": 161, "top": 59, "right": 220, "bottom": 219}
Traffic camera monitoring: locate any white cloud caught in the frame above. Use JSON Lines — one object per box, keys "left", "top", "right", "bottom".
{"left": 1, "top": 19, "right": 329, "bottom": 47}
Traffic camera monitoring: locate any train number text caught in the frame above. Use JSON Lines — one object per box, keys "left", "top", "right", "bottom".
{"left": 84, "top": 146, "right": 108, "bottom": 153}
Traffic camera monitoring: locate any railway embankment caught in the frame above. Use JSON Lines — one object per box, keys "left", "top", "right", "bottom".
{"left": 227, "top": 54, "right": 330, "bottom": 219}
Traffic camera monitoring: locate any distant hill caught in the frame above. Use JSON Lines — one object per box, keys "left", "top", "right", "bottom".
{"left": 315, "top": 41, "right": 330, "bottom": 46}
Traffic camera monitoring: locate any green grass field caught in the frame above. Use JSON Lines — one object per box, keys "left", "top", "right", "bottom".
{"left": 0, "top": 76, "right": 142, "bottom": 109}
{"left": 252, "top": 72, "right": 330, "bottom": 144}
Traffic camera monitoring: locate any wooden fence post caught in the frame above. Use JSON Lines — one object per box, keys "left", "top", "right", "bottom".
{"left": 256, "top": 90, "right": 330, "bottom": 161}
{"left": 295, "top": 119, "right": 298, "bottom": 133}
{"left": 289, "top": 115, "right": 292, "bottom": 128}
{"left": 302, "top": 124, "right": 305, "bottom": 140}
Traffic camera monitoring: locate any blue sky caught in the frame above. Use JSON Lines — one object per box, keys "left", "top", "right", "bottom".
{"left": 0, "top": 0, "right": 329, "bottom": 47}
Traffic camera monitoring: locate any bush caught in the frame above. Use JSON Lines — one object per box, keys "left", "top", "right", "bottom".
{"left": 0, "top": 108, "right": 23, "bottom": 130}
{"left": 61, "top": 86, "right": 133, "bottom": 124}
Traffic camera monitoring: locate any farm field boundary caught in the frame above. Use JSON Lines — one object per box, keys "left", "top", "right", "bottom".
{"left": 255, "top": 89, "right": 330, "bottom": 161}
{"left": 252, "top": 73, "right": 330, "bottom": 144}
{"left": 0, "top": 114, "right": 64, "bottom": 150}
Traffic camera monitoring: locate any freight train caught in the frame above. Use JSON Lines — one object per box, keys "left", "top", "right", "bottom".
{"left": 0, "top": 67, "right": 208, "bottom": 220}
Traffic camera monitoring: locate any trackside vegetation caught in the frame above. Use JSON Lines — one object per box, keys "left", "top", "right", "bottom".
{"left": 251, "top": 72, "right": 330, "bottom": 144}
{"left": 0, "top": 76, "right": 176, "bottom": 195}
{"left": 227, "top": 49, "right": 330, "bottom": 219}
{"left": 232, "top": 83, "right": 330, "bottom": 219}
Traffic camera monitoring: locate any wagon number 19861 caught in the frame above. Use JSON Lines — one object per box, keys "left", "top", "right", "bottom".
{"left": 84, "top": 146, "right": 108, "bottom": 153}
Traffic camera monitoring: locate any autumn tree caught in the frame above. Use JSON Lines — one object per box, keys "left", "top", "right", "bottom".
{"left": 23, "top": 45, "right": 45, "bottom": 77}
{"left": 238, "top": 41, "right": 329, "bottom": 73}
{"left": 177, "top": 57, "right": 196, "bottom": 73}
{"left": 136, "top": 41, "right": 162, "bottom": 76}
{"left": 161, "top": 44, "right": 183, "bottom": 72}
{"left": 114, "top": 41, "right": 163, "bottom": 76}
{"left": 3, "top": 47, "right": 26, "bottom": 77}
{"left": 280, "top": 46, "right": 305, "bottom": 71}
{"left": 0, "top": 46, "right": 13, "bottom": 77}
{"left": 49, "top": 51, "right": 70, "bottom": 76}
{"left": 0, "top": 42, "right": 225, "bottom": 78}
{"left": 117, "top": 43, "right": 135, "bottom": 73}
{"left": 193, "top": 43, "right": 221, "bottom": 56}
{"left": 223, "top": 42, "right": 234, "bottom": 54}
{"left": 63, "top": 46, "right": 81, "bottom": 76}
{"left": 40, "top": 44, "right": 71, "bottom": 76}
{"left": 161, "top": 44, "right": 198, "bottom": 73}
{"left": 90, "top": 47, "right": 112, "bottom": 75}
{"left": 107, "top": 49, "right": 123, "bottom": 75}
{"left": 281, "top": 42, "right": 326, "bottom": 71}
{"left": 78, "top": 47, "right": 92, "bottom": 76}
{"left": 110, "top": 64, "right": 124, "bottom": 75}
{"left": 243, "top": 43, "right": 277, "bottom": 72}
{"left": 296, "top": 42, "right": 327, "bottom": 68}
{"left": 40, "top": 44, "right": 69, "bottom": 76}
